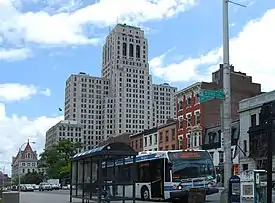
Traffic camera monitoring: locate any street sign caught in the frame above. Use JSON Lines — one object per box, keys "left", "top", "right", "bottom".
{"left": 199, "top": 89, "right": 225, "bottom": 102}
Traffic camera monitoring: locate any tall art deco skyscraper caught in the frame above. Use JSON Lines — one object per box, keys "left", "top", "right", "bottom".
{"left": 51, "top": 24, "right": 177, "bottom": 151}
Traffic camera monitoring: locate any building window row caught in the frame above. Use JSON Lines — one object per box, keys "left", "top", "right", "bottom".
{"left": 178, "top": 94, "right": 200, "bottom": 110}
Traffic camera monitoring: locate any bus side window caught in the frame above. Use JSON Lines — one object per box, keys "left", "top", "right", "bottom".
{"left": 137, "top": 162, "right": 150, "bottom": 183}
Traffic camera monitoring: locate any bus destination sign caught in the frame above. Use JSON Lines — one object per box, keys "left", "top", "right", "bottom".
{"left": 173, "top": 152, "right": 201, "bottom": 159}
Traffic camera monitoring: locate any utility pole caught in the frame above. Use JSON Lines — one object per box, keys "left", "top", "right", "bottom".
{"left": 221, "top": 0, "right": 232, "bottom": 201}
{"left": 221, "top": 1, "right": 246, "bottom": 202}
{"left": 222, "top": 0, "right": 232, "bottom": 186}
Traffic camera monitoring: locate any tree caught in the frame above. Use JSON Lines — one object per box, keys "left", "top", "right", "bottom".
{"left": 21, "top": 171, "right": 43, "bottom": 184}
{"left": 39, "top": 140, "right": 82, "bottom": 180}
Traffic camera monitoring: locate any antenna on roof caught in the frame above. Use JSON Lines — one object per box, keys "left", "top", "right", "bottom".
{"left": 27, "top": 139, "right": 29, "bottom": 144}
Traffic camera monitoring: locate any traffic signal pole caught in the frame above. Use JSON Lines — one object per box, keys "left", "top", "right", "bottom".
{"left": 221, "top": 0, "right": 232, "bottom": 201}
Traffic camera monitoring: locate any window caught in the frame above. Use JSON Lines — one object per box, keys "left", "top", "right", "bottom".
{"left": 172, "top": 129, "right": 176, "bottom": 140}
{"left": 194, "top": 136, "right": 197, "bottom": 146}
{"left": 251, "top": 114, "right": 257, "bottom": 127}
{"left": 136, "top": 45, "right": 140, "bottom": 58}
{"left": 159, "top": 132, "right": 163, "bottom": 143}
{"left": 122, "top": 43, "right": 127, "bottom": 56}
{"left": 129, "top": 44, "right": 134, "bottom": 57}
{"left": 139, "top": 138, "right": 143, "bottom": 148}
{"left": 195, "top": 93, "right": 200, "bottom": 104}
{"left": 186, "top": 113, "right": 192, "bottom": 127}
{"left": 178, "top": 100, "right": 183, "bottom": 110}
{"left": 187, "top": 97, "right": 192, "bottom": 107}
{"left": 144, "top": 137, "right": 147, "bottom": 147}
{"left": 179, "top": 121, "right": 183, "bottom": 129}
{"left": 195, "top": 111, "right": 200, "bottom": 125}
{"left": 187, "top": 134, "right": 191, "bottom": 148}
{"left": 149, "top": 135, "right": 152, "bottom": 146}
{"left": 242, "top": 164, "right": 248, "bottom": 171}
{"left": 165, "top": 131, "right": 169, "bottom": 142}
{"left": 154, "top": 134, "right": 157, "bottom": 144}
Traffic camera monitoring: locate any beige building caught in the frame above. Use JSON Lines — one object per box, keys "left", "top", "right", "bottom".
{"left": 45, "top": 120, "right": 83, "bottom": 149}
{"left": 11, "top": 141, "right": 40, "bottom": 180}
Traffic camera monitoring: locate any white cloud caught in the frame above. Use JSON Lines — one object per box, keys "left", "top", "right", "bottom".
{"left": 0, "top": 84, "right": 51, "bottom": 102}
{"left": 150, "top": 8, "right": 275, "bottom": 91}
{"left": 0, "top": 102, "right": 62, "bottom": 175}
{"left": 0, "top": 0, "right": 197, "bottom": 46}
{"left": 40, "top": 88, "right": 51, "bottom": 97}
{"left": 0, "top": 48, "right": 32, "bottom": 61}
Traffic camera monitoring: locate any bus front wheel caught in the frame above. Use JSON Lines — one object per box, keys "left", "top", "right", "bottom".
{"left": 141, "top": 186, "right": 149, "bottom": 201}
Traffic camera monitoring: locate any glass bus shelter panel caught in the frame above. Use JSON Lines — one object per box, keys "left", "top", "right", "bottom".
{"left": 71, "top": 161, "right": 77, "bottom": 197}
{"left": 70, "top": 142, "right": 138, "bottom": 203}
{"left": 100, "top": 156, "right": 137, "bottom": 201}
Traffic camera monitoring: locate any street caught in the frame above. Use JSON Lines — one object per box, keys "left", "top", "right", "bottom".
{"left": 20, "top": 190, "right": 221, "bottom": 203}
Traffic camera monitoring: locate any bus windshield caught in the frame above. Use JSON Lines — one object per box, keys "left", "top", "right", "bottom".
{"left": 168, "top": 151, "right": 215, "bottom": 182}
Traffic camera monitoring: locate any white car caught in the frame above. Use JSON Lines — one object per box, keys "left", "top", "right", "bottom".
{"left": 39, "top": 183, "right": 52, "bottom": 191}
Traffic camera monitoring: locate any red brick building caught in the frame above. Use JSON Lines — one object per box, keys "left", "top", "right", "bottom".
{"left": 176, "top": 65, "right": 261, "bottom": 149}
{"left": 130, "top": 131, "right": 144, "bottom": 152}
{"left": 158, "top": 120, "right": 178, "bottom": 150}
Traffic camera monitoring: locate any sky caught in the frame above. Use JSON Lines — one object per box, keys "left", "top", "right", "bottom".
{"left": 0, "top": 0, "right": 274, "bottom": 174}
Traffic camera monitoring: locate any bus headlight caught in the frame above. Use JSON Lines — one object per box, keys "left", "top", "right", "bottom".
{"left": 178, "top": 185, "right": 183, "bottom": 190}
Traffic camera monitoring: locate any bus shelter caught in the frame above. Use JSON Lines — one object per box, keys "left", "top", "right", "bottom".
{"left": 70, "top": 142, "right": 137, "bottom": 203}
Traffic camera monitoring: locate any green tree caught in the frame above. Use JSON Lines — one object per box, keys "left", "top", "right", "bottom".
{"left": 39, "top": 140, "right": 82, "bottom": 180}
{"left": 21, "top": 171, "right": 43, "bottom": 184}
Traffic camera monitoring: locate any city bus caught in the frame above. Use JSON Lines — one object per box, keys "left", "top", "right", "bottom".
{"left": 101, "top": 149, "right": 219, "bottom": 201}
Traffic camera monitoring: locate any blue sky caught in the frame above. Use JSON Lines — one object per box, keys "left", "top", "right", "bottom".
{"left": 0, "top": 0, "right": 274, "bottom": 171}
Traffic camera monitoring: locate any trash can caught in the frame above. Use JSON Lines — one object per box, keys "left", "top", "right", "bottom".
{"left": 188, "top": 188, "right": 206, "bottom": 203}
{"left": 2, "top": 191, "right": 19, "bottom": 203}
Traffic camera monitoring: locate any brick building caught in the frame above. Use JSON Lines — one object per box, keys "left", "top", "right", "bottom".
{"left": 175, "top": 65, "right": 261, "bottom": 150}
{"left": 130, "top": 131, "right": 144, "bottom": 152}
{"left": 158, "top": 120, "right": 178, "bottom": 150}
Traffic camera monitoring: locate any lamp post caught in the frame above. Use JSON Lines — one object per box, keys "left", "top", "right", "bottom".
{"left": 18, "top": 141, "right": 36, "bottom": 192}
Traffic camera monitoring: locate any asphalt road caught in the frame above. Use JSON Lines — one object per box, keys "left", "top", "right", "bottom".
{"left": 20, "top": 190, "right": 222, "bottom": 203}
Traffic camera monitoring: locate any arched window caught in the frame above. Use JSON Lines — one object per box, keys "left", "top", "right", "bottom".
{"left": 129, "top": 44, "right": 134, "bottom": 57}
{"left": 136, "top": 45, "right": 140, "bottom": 58}
{"left": 122, "top": 43, "right": 127, "bottom": 56}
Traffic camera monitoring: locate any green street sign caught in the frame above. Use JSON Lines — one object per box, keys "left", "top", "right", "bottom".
{"left": 199, "top": 89, "right": 225, "bottom": 102}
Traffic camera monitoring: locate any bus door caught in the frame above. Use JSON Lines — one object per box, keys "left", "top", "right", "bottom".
{"left": 150, "top": 159, "right": 164, "bottom": 199}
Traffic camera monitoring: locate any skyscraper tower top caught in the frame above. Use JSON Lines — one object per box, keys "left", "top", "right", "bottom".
{"left": 101, "top": 23, "right": 148, "bottom": 79}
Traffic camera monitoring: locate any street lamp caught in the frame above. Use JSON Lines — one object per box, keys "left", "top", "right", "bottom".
{"left": 18, "top": 141, "right": 36, "bottom": 192}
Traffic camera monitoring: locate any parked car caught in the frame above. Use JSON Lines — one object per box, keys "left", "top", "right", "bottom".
{"left": 22, "top": 184, "right": 34, "bottom": 192}
{"left": 32, "top": 184, "right": 39, "bottom": 190}
{"left": 39, "top": 182, "right": 52, "bottom": 191}
{"left": 51, "top": 184, "right": 60, "bottom": 190}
